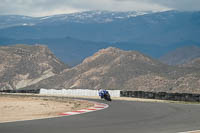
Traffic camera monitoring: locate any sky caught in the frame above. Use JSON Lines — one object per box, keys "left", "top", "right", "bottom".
{"left": 0, "top": 0, "right": 200, "bottom": 17}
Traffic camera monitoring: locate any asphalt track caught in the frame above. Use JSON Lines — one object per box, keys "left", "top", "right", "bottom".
{"left": 1, "top": 99, "right": 200, "bottom": 133}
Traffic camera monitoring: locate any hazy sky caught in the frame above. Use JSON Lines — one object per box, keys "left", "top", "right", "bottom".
{"left": 0, "top": 0, "right": 200, "bottom": 17}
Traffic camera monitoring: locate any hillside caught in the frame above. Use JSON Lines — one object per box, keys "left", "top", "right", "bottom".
{"left": 0, "top": 44, "right": 68, "bottom": 90}
{"left": 27, "top": 47, "right": 200, "bottom": 94}
{"left": 181, "top": 57, "right": 200, "bottom": 68}
{"left": 160, "top": 45, "right": 200, "bottom": 65}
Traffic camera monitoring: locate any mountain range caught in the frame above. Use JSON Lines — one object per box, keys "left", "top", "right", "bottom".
{"left": 0, "top": 11, "right": 151, "bottom": 29}
{"left": 0, "top": 10, "right": 200, "bottom": 66}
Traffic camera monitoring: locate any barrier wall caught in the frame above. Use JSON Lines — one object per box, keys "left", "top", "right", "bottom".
{"left": 40, "top": 89, "right": 121, "bottom": 97}
{"left": 0, "top": 89, "right": 40, "bottom": 94}
{"left": 2, "top": 89, "right": 200, "bottom": 102}
{"left": 120, "top": 91, "right": 200, "bottom": 102}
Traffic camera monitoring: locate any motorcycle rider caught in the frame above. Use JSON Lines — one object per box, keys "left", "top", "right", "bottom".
{"left": 98, "top": 88, "right": 109, "bottom": 99}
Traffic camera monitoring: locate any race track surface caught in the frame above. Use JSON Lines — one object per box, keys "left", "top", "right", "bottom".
{"left": 0, "top": 99, "right": 200, "bottom": 133}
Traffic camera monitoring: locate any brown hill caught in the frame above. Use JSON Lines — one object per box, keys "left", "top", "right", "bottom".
{"left": 0, "top": 44, "right": 68, "bottom": 90}
{"left": 28, "top": 47, "right": 200, "bottom": 93}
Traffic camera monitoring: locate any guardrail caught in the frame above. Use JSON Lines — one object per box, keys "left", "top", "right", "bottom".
{"left": 0, "top": 89, "right": 40, "bottom": 94}
{"left": 0, "top": 89, "right": 121, "bottom": 97}
{"left": 120, "top": 91, "right": 200, "bottom": 102}
{"left": 40, "top": 89, "right": 121, "bottom": 97}
{"left": 1, "top": 89, "right": 200, "bottom": 102}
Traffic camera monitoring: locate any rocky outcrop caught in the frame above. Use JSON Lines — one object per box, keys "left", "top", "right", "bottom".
{"left": 0, "top": 44, "right": 68, "bottom": 90}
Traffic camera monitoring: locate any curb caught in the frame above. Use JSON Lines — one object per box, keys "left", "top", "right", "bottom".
{"left": 60, "top": 102, "right": 109, "bottom": 116}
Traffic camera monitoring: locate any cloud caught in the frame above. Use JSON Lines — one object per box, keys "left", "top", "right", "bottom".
{"left": 0, "top": 0, "right": 84, "bottom": 16}
{"left": 0, "top": 0, "right": 199, "bottom": 17}
{"left": 115, "top": 0, "right": 200, "bottom": 11}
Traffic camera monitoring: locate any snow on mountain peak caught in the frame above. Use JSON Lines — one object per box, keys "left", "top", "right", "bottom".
{"left": 37, "top": 10, "right": 153, "bottom": 24}
{"left": 0, "top": 10, "right": 161, "bottom": 28}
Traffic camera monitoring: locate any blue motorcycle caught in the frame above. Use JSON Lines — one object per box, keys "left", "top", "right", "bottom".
{"left": 98, "top": 89, "right": 112, "bottom": 101}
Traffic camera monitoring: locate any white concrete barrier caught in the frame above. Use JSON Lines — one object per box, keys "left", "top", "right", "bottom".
{"left": 40, "top": 89, "right": 121, "bottom": 97}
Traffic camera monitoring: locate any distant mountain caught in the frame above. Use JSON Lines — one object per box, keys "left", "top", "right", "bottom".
{"left": 0, "top": 10, "right": 150, "bottom": 29}
{"left": 0, "top": 10, "right": 200, "bottom": 44}
{"left": 1, "top": 10, "right": 200, "bottom": 66}
{"left": 0, "top": 44, "right": 68, "bottom": 90}
{"left": 26, "top": 47, "right": 200, "bottom": 94}
{"left": 160, "top": 45, "right": 200, "bottom": 65}
{"left": 0, "top": 15, "right": 36, "bottom": 29}
{"left": 38, "top": 10, "right": 150, "bottom": 24}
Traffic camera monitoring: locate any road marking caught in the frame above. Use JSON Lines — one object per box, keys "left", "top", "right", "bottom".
{"left": 94, "top": 106, "right": 105, "bottom": 108}
{"left": 71, "top": 111, "right": 86, "bottom": 113}
{"left": 59, "top": 102, "right": 109, "bottom": 116}
{"left": 179, "top": 130, "right": 200, "bottom": 133}
{"left": 85, "top": 109, "right": 97, "bottom": 110}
